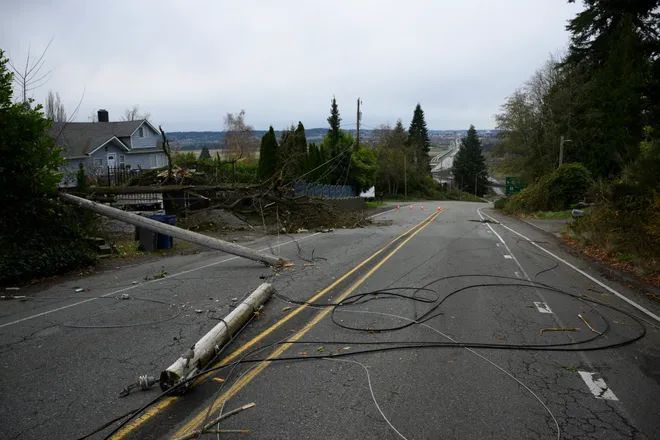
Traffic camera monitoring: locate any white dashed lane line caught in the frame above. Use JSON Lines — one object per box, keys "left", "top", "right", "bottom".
{"left": 534, "top": 302, "right": 553, "bottom": 314}
{"left": 477, "top": 208, "right": 660, "bottom": 324}
{"left": 579, "top": 371, "right": 619, "bottom": 401}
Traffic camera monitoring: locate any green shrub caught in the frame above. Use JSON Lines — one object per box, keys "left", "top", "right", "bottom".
{"left": 547, "top": 163, "right": 593, "bottom": 210}
{"left": 0, "top": 50, "right": 96, "bottom": 286}
{"left": 443, "top": 188, "right": 487, "bottom": 202}
{"left": 494, "top": 198, "right": 509, "bottom": 210}
{"left": 173, "top": 151, "right": 198, "bottom": 169}
{"left": 0, "top": 200, "right": 95, "bottom": 285}
{"left": 512, "top": 174, "right": 552, "bottom": 211}
{"left": 502, "top": 163, "right": 592, "bottom": 213}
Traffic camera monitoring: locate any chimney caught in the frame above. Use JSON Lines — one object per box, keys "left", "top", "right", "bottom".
{"left": 98, "top": 109, "right": 109, "bottom": 122}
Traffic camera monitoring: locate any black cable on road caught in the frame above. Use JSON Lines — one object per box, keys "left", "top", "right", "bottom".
{"left": 88, "top": 274, "right": 648, "bottom": 440}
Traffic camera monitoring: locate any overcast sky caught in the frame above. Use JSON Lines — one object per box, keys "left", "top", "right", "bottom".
{"left": 1, "top": 0, "right": 582, "bottom": 131}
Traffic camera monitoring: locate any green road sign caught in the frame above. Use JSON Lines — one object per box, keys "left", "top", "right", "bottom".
{"left": 505, "top": 176, "right": 525, "bottom": 195}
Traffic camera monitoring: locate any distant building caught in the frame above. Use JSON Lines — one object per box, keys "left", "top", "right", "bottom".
{"left": 51, "top": 109, "right": 167, "bottom": 186}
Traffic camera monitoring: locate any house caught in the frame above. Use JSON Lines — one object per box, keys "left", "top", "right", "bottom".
{"left": 52, "top": 109, "right": 168, "bottom": 186}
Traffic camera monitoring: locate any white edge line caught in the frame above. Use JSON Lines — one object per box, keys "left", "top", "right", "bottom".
{"left": 368, "top": 206, "right": 400, "bottom": 219}
{"left": 0, "top": 233, "right": 322, "bottom": 329}
{"left": 477, "top": 209, "right": 532, "bottom": 280}
{"left": 578, "top": 371, "right": 618, "bottom": 401}
{"left": 478, "top": 208, "right": 660, "bottom": 324}
{"left": 1, "top": 206, "right": 425, "bottom": 329}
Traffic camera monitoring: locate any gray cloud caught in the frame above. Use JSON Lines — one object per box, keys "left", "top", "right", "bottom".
{"left": 1, "top": 0, "right": 581, "bottom": 130}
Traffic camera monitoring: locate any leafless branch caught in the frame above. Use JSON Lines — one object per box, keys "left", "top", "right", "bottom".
{"left": 8, "top": 37, "right": 54, "bottom": 103}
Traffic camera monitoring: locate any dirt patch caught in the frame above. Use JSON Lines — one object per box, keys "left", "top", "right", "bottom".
{"left": 561, "top": 236, "right": 660, "bottom": 290}
{"left": 179, "top": 209, "right": 257, "bottom": 232}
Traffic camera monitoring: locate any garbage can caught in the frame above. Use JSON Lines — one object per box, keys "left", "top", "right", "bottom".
{"left": 138, "top": 228, "right": 158, "bottom": 252}
{"left": 148, "top": 214, "right": 176, "bottom": 249}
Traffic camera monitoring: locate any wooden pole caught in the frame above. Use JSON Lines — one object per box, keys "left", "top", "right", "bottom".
{"left": 86, "top": 184, "right": 260, "bottom": 194}
{"left": 59, "top": 193, "right": 286, "bottom": 267}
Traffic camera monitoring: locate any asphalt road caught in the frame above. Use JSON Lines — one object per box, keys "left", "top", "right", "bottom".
{"left": 1, "top": 201, "right": 659, "bottom": 440}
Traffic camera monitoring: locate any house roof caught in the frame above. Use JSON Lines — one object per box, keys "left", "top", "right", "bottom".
{"left": 50, "top": 120, "right": 148, "bottom": 157}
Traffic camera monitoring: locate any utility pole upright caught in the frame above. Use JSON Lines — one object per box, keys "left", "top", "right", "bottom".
{"left": 356, "top": 98, "right": 361, "bottom": 149}
{"left": 559, "top": 136, "right": 572, "bottom": 168}
{"left": 404, "top": 154, "right": 407, "bottom": 201}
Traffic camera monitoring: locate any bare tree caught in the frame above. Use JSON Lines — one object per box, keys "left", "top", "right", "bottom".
{"left": 7, "top": 37, "right": 54, "bottom": 103}
{"left": 222, "top": 110, "right": 257, "bottom": 161}
{"left": 88, "top": 109, "right": 98, "bottom": 122}
{"left": 122, "top": 105, "right": 151, "bottom": 121}
{"left": 45, "top": 90, "right": 67, "bottom": 122}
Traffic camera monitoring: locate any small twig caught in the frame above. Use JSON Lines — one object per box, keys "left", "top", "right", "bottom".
{"left": 173, "top": 403, "right": 256, "bottom": 440}
{"left": 578, "top": 314, "right": 602, "bottom": 335}
{"left": 539, "top": 327, "right": 580, "bottom": 336}
{"left": 204, "top": 429, "right": 249, "bottom": 434}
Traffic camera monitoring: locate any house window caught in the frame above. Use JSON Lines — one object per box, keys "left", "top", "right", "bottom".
{"left": 149, "top": 154, "right": 157, "bottom": 168}
{"left": 138, "top": 127, "right": 145, "bottom": 138}
{"left": 119, "top": 155, "right": 126, "bottom": 167}
{"left": 93, "top": 158, "right": 103, "bottom": 167}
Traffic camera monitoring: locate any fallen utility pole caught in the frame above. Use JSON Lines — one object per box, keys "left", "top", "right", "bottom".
{"left": 59, "top": 193, "right": 286, "bottom": 267}
{"left": 86, "top": 184, "right": 260, "bottom": 195}
{"left": 160, "top": 283, "right": 276, "bottom": 391}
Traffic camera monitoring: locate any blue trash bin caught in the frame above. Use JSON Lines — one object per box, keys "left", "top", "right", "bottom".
{"left": 148, "top": 214, "right": 176, "bottom": 249}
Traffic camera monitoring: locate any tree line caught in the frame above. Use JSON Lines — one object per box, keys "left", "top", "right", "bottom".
{"left": 253, "top": 98, "right": 491, "bottom": 198}
{"left": 495, "top": 0, "right": 659, "bottom": 182}
{"left": 256, "top": 97, "right": 376, "bottom": 193}
{"left": 495, "top": 0, "right": 660, "bottom": 260}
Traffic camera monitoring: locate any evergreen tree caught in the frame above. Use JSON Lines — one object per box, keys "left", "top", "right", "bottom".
{"left": 327, "top": 96, "right": 341, "bottom": 150}
{"left": 293, "top": 121, "right": 308, "bottom": 177}
{"left": 278, "top": 125, "right": 292, "bottom": 174}
{"left": 317, "top": 140, "right": 331, "bottom": 184}
{"left": 257, "top": 126, "right": 278, "bottom": 180}
{"left": 408, "top": 103, "right": 431, "bottom": 174}
{"left": 452, "top": 125, "right": 488, "bottom": 195}
{"left": 394, "top": 119, "right": 407, "bottom": 136}
{"left": 307, "top": 142, "right": 320, "bottom": 181}
{"left": 198, "top": 146, "right": 211, "bottom": 161}
{"left": 560, "top": 0, "right": 659, "bottom": 177}
{"left": 322, "top": 130, "right": 354, "bottom": 185}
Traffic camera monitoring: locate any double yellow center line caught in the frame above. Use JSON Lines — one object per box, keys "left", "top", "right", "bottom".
{"left": 114, "top": 209, "right": 442, "bottom": 439}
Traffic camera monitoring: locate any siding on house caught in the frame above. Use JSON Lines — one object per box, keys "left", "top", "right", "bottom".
{"left": 88, "top": 142, "right": 128, "bottom": 169}
{"left": 118, "top": 136, "right": 132, "bottom": 148}
{"left": 127, "top": 152, "right": 167, "bottom": 169}
{"left": 59, "top": 150, "right": 167, "bottom": 186}
{"left": 131, "top": 122, "right": 159, "bottom": 148}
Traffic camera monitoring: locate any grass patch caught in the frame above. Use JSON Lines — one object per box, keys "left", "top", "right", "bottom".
{"left": 525, "top": 210, "right": 573, "bottom": 220}
{"left": 113, "top": 241, "right": 144, "bottom": 258}
{"left": 366, "top": 201, "right": 386, "bottom": 209}
{"left": 616, "top": 253, "right": 633, "bottom": 263}
{"left": 112, "top": 240, "right": 193, "bottom": 259}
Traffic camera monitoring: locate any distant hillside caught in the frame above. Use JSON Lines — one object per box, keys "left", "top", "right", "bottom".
{"left": 168, "top": 128, "right": 500, "bottom": 151}
{"left": 169, "top": 128, "right": 328, "bottom": 150}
